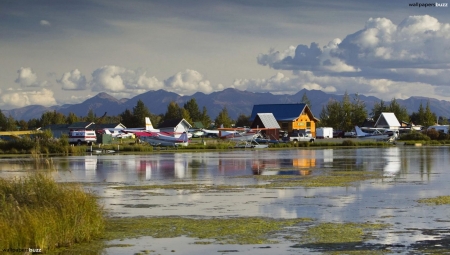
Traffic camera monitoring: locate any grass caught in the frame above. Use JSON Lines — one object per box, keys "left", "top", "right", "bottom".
{"left": 417, "top": 196, "right": 450, "bottom": 205}
{"left": 248, "top": 170, "right": 383, "bottom": 188}
{"left": 104, "top": 216, "right": 311, "bottom": 244}
{"left": 302, "top": 222, "right": 389, "bottom": 244}
{"left": 0, "top": 174, "right": 105, "bottom": 252}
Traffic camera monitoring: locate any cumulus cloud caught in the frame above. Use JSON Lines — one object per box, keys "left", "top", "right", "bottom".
{"left": 40, "top": 20, "right": 51, "bottom": 26}
{"left": 258, "top": 15, "right": 450, "bottom": 84}
{"left": 233, "top": 72, "right": 336, "bottom": 94}
{"left": 91, "top": 65, "right": 164, "bottom": 95}
{"left": 164, "top": 69, "right": 224, "bottom": 95}
{"left": 57, "top": 69, "right": 87, "bottom": 90}
{"left": 0, "top": 88, "right": 57, "bottom": 108}
{"left": 14, "top": 67, "right": 49, "bottom": 88}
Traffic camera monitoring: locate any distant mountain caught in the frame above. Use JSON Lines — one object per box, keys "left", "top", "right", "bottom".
{"left": 3, "top": 89, "right": 450, "bottom": 121}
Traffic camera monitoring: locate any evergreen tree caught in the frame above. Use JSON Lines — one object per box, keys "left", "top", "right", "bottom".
{"left": 301, "top": 92, "right": 312, "bottom": 110}
{"left": 17, "top": 120, "right": 28, "bottom": 130}
{"left": 66, "top": 112, "right": 79, "bottom": 124}
{"left": 119, "top": 109, "right": 135, "bottom": 128}
{"left": 5, "top": 115, "right": 17, "bottom": 131}
{"left": 132, "top": 99, "right": 152, "bottom": 127}
{"left": 164, "top": 101, "right": 181, "bottom": 121}
{"left": 27, "top": 118, "right": 41, "bottom": 130}
{"left": 423, "top": 101, "right": 437, "bottom": 127}
{"left": 214, "top": 107, "right": 233, "bottom": 128}
{"left": 200, "top": 106, "right": 211, "bottom": 128}
{"left": 183, "top": 98, "right": 202, "bottom": 122}
{"left": 180, "top": 108, "right": 193, "bottom": 124}
{"left": 235, "top": 114, "right": 251, "bottom": 127}
{"left": 0, "top": 110, "right": 7, "bottom": 131}
{"left": 86, "top": 109, "right": 96, "bottom": 122}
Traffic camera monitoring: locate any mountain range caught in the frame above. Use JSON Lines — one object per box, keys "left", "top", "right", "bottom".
{"left": 3, "top": 88, "right": 450, "bottom": 122}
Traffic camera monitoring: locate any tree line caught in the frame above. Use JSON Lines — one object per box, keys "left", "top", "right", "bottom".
{"left": 317, "top": 92, "right": 443, "bottom": 131}
{"left": 0, "top": 98, "right": 251, "bottom": 131}
{"left": 0, "top": 94, "right": 444, "bottom": 132}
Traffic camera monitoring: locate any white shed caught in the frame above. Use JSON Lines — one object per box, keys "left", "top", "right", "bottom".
{"left": 374, "top": 112, "right": 401, "bottom": 130}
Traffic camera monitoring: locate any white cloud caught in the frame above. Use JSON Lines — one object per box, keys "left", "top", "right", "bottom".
{"left": 15, "top": 67, "right": 38, "bottom": 87}
{"left": 40, "top": 20, "right": 51, "bottom": 26}
{"left": 164, "top": 69, "right": 224, "bottom": 95}
{"left": 57, "top": 69, "right": 87, "bottom": 90}
{"left": 233, "top": 72, "right": 336, "bottom": 94}
{"left": 91, "top": 65, "right": 164, "bottom": 96}
{"left": 0, "top": 88, "right": 57, "bottom": 108}
{"left": 258, "top": 15, "right": 450, "bottom": 88}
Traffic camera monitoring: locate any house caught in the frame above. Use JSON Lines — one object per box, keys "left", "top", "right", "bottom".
{"left": 250, "top": 104, "right": 319, "bottom": 137}
{"left": 95, "top": 123, "right": 127, "bottom": 136}
{"left": 374, "top": 112, "right": 401, "bottom": 130}
{"left": 250, "top": 113, "right": 281, "bottom": 140}
{"left": 42, "top": 124, "right": 70, "bottom": 139}
{"left": 68, "top": 122, "right": 95, "bottom": 130}
{"left": 158, "top": 118, "right": 192, "bottom": 138}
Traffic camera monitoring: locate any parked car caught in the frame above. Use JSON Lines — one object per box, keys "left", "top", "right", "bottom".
{"left": 282, "top": 130, "right": 315, "bottom": 143}
{"left": 333, "top": 130, "right": 344, "bottom": 138}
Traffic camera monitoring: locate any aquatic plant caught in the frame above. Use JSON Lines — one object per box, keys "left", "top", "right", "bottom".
{"left": 418, "top": 196, "right": 450, "bottom": 205}
{"left": 105, "top": 217, "right": 311, "bottom": 244}
{"left": 0, "top": 174, "right": 104, "bottom": 251}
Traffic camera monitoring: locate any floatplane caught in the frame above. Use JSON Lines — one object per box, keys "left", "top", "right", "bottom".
{"left": 354, "top": 126, "right": 399, "bottom": 142}
{"left": 120, "top": 117, "right": 190, "bottom": 147}
{"left": 219, "top": 128, "right": 269, "bottom": 148}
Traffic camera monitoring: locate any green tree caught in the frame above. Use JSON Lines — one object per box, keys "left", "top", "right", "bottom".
{"left": 318, "top": 93, "right": 367, "bottom": 131}
{"left": 423, "top": 101, "right": 437, "bottom": 127}
{"left": 180, "top": 108, "right": 193, "bottom": 124}
{"left": 301, "top": 92, "right": 312, "bottom": 110}
{"left": 214, "top": 107, "right": 233, "bottom": 128}
{"left": 27, "top": 118, "right": 41, "bottom": 130}
{"left": 200, "top": 106, "right": 211, "bottom": 128}
{"left": 5, "top": 115, "right": 17, "bottom": 131}
{"left": 133, "top": 99, "right": 152, "bottom": 127}
{"left": 235, "top": 114, "right": 251, "bottom": 127}
{"left": 410, "top": 102, "right": 425, "bottom": 125}
{"left": 66, "top": 112, "right": 79, "bottom": 124}
{"left": 17, "top": 120, "right": 28, "bottom": 130}
{"left": 372, "top": 98, "right": 409, "bottom": 123}
{"left": 183, "top": 98, "right": 202, "bottom": 122}
{"left": 164, "top": 101, "right": 181, "bottom": 121}
{"left": 0, "top": 110, "right": 7, "bottom": 131}
{"left": 86, "top": 109, "right": 96, "bottom": 122}
{"left": 119, "top": 109, "right": 135, "bottom": 128}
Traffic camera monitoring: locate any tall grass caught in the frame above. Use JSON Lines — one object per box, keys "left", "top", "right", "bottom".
{"left": 0, "top": 174, "right": 104, "bottom": 251}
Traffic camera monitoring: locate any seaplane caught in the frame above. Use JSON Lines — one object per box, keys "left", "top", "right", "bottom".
{"left": 219, "top": 128, "right": 268, "bottom": 148}
{"left": 354, "top": 126, "right": 399, "bottom": 142}
{"left": 120, "top": 117, "right": 190, "bottom": 147}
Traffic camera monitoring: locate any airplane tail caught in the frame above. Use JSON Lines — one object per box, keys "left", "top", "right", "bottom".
{"left": 179, "top": 132, "right": 189, "bottom": 143}
{"left": 145, "top": 117, "right": 153, "bottom": 131}
{"left": 354, "top": 126, "right": 366, "bottom": 137}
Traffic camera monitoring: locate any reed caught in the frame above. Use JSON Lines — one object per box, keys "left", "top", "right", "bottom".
{"left": 0, "top": 174, "right": 104, "bottom": 251}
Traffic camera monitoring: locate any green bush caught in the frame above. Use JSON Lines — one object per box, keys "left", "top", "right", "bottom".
{"left": 0, "top": 174, "right": 104, "bottom": 251}
{"left": 399, "top": 132, "right": 431, "bottom": 141}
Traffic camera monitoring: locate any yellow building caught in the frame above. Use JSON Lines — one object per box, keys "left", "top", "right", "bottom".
{"left": 250, "top": 104, "right": 319, "bottom": 137}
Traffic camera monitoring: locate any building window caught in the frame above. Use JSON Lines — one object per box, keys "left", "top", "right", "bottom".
{"left": 282, "top": 122, "right": 288, "bottom": 129}
{"left": 306, "top": 122, "right": 311, "bottom": 128}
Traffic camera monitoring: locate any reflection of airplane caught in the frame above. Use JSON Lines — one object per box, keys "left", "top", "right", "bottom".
{"left": 383, "top": 147, "right": 401, "bottom": 177}
{"left": 355, "top": 126, "right": 398, "bottom": 141}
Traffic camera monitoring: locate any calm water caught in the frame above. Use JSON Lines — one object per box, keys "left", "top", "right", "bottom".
{"left": 1, "top": 146, "right": 450, "bottom": 254}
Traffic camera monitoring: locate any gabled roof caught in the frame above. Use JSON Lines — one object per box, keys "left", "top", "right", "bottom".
{"left": 253, "top": 113, "right": 280, "bottom": 129}
{"left": 250, "top": 104, "right": 312, "bottom": 121}
{"left": 192, "top": 121, "right": 204, "bottom": 129}
{"left": 68, "top": 122, "right": 95, "bottom": 129}
{"left": 95, "top": 123, "right": 127, "bottom": 129}
{"left": 158, "top": 118, "right": 192, "bottom": 128}
{"left": 375, "top": 112, "right": 401, "bottom": 127}
{"left": 42, "top": 124, "right": 70, "bottom": 130}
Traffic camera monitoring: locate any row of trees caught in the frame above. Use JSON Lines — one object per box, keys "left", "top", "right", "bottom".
{"left": 0, "top": 93, "right": 444, "bottom": 132}
{"left": 0, "top": 98, "right": 244, "bottom": 131}
{"left": 317, "top": 92, "right": 442, "bottom": 131}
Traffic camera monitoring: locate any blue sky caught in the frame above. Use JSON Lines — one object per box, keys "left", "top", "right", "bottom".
{"left": 1, "top": 0, "right": 449, "bottom": 109}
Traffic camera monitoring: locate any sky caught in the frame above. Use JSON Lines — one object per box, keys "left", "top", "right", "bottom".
{"left": 1, "top": 0, "right": 450, "bottom": 110}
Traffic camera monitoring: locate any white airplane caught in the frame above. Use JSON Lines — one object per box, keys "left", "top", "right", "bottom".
{"left": 137, "top": 131, "right": 189, "bottom": 147}
{"left": 354, "top": 126, "right": 398, "bottom": 141}
{"left": 103, "top": 129, "right": 134, "bottom": 139}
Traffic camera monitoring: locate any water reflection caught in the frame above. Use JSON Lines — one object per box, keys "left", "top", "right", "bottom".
{"left": 1, "top": 147, "right": 450, "bottom": 254}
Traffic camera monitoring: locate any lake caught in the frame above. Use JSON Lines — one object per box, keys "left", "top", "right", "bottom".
{"left": 1, "top": 146, "right": 449, "bottom": 254}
